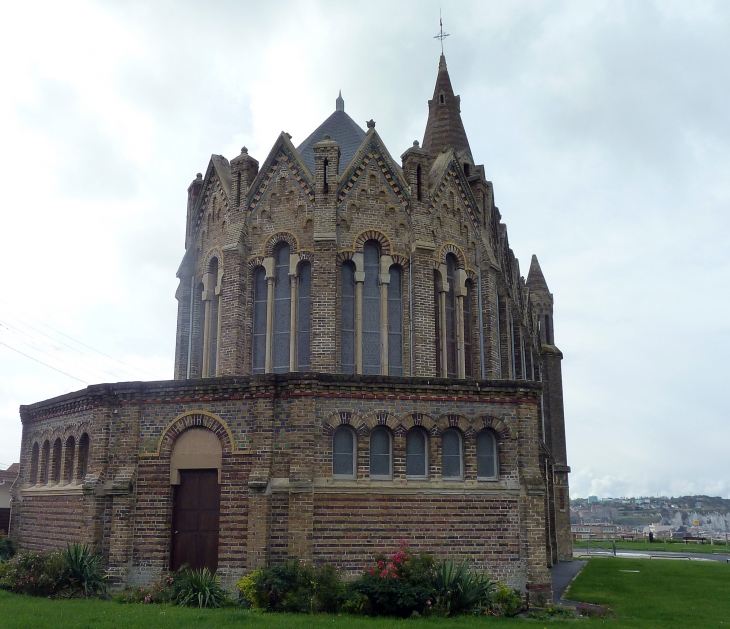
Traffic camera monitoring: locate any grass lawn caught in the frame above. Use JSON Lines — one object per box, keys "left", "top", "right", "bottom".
{"left": 0, "top": 558, "right": 728, "bottom": 628}
{"left": 574, "top": 538, "right": 730, "bottom": 555}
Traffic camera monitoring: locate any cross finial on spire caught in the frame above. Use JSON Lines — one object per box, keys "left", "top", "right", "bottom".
{"left": 434, "top": 10, "right": 449, "bottom": 55}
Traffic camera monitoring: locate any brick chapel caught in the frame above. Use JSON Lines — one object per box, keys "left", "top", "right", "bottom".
{"left": 10, "top": 54, "right": 572, "bottom": 598}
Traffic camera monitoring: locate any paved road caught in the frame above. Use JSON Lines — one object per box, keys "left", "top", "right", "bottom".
{"left": 551, "top": 560, "right": 586, "bottom": 604}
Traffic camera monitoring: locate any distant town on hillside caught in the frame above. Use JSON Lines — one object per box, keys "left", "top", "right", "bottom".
{"left": 571, "top": 495, "right": 730, "bottom": 543}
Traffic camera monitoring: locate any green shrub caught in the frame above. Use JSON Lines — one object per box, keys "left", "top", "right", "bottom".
{"left": 63, "top": 544, "right": 107, "bottom": 597}
{"left": 0, "top": 536, "right": 17, "bottom": 562}
{"left": 312, "top": 563, "right": 346, "bottom": 613}
{"left": 236, "top": 560, "right": 345, "bottom": 613}
{"left": 431, "top": 559, "right": 496, "bottom": 616}
{"left": 488, "top": 582, "right": 525, "bottom": 617}
{"left": 247, "top": 559, "right": 315, "bottom": 612}
{"left": 0, "top": 550, "right": 67, "bottom": 596}
{"left": 175, "top": 567, "right": 229, "bottom": 608}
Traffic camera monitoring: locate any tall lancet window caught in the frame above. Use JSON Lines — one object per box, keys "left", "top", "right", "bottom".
{"left": 388, "top": 265, "right": 403, "bottom": 376}
{"left": 464, "top": 280, "right": 473, "bottom": 378}
{"left": 252, "top": 267, "right": 267, "bottom": 374}
{"left": 341, "top": 261, "right": 356, "bottom": 373}
{"left": 297, "top": 262, "right": 311, "bottom": 371}
{"left": 208, "top": 258, "right": 220, "bottom": 376}
{"left": 445, "top": 254, "right": 457, "bottom": 378}
{"left": 272, "top": 243, "right": 291, "bottom": 373}
{"left": 362, "top": 242, "right": 381, "bottom": 375}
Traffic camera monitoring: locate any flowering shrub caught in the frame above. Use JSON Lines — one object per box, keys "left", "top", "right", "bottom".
{"left": 114, "top": 573, "right": 177, "bottom": 604}
{"left": 0, "top": 550, "right": 68, "bottom": 596}
{"left": 348, "top": 540, "right": 435, "bottom": 617}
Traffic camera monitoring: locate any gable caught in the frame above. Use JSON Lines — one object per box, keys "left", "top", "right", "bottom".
{"left": 429, "top": 159, "right": 480, "bottom": 237}
{"left": 338, "top": 139, "right": 409, "bottom": 214}
{"left": 248, "top": 142, "right": 314, "bottom": 215}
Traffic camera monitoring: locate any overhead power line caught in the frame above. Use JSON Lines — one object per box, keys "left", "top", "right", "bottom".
{"left": 0, "top": 320, "right": 134, "bottom": 382}
{"left": 0, "top": 301, "right": 161, "bottom": 379}
{"left": 0, "top": 339, "right": 89, "bottom": 385}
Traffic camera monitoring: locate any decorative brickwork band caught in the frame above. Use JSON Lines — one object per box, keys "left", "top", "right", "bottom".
{"left": 153, "top": 411, "right": 238, "bottom": 458}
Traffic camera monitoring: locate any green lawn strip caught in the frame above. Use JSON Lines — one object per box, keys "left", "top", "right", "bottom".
{"left": 574, "top": 539, "right": 730, "bottom": 555}
{"left": 566, "top": 557, "right": 730, "bottom": 628}
{"left": 0, "top": 590, "right": 586, "bottom": 629}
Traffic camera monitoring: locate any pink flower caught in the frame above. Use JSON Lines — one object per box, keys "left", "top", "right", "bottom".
{"left": 377, "top": 560, "right": 384, "bottom": 568}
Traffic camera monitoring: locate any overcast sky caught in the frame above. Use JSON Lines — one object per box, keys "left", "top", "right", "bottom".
{"left": 0, "top": 0, "right": 728, "bottom": 499}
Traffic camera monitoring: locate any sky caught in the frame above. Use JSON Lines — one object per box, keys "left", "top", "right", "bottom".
{"left": 0, "top": 0, "right": 728, "bottom": 499}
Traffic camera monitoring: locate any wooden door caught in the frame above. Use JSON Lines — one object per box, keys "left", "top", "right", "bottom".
{"left": 171, "top": 469, "right": 220, "bottom": 572}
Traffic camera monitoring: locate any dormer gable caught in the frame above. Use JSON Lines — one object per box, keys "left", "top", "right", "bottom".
{"left": 337, "top": 128, "right": 410, "bottom": 215}
{"left": 428, "top": 149, "right": 480, "bottom": 237}
{"left": 247, "top": 132, "right": 315, "bottom": 215}
{"left": 189, "top": 154, "right": 232, "bottom": 240}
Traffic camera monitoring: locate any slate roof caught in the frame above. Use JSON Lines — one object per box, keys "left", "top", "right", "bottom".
{"left": 297, "top": 95, "right": 367, "bottom": 176}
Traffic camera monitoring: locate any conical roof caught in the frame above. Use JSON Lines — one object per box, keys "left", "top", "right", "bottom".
{"left": 422, "top": 55, "right": 472, "bottom": 161}
{"left": 297, "top": 93, "right": 366, "bottom": 176}
{"left": 526, "top": 255, "right": 550, "bottom": 293}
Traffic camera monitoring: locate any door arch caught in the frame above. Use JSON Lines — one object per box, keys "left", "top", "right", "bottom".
{"left": 170, "top": 428, "right": 222, "bottom": 572}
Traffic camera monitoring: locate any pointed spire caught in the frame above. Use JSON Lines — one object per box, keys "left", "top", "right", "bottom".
{"left": 422, "top": 55, "right": 473, "bottom": 161}
{"left": 336, "top": 90, "right": 344, "bottom": 112}
{"left": 526, "top": 255, "right": 550, "bottom": 293}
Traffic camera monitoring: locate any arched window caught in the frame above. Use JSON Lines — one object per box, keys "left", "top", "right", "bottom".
{"left": 406, "top": 428, "right": 428, "bottom": 478}
{"left": 30, "top": 442, "right": 39, "bottom": 485}
{"left": 495, "top": 293, "right": 503, "bottom": 379}
{"left": 297, "top": 262, "right": 311, "bottom": 371}
{"left": 362, "top": 242, "right": 381, "bottom": 375}
{"left": 252, "top": 267, "right": 267, "bottom": 374}
{"left": 332, "top": 426, "right": 357, "bottom": 479}
{"left": 207, "top": 257, "right": 220, "bottom": 376}
{"left": 341, "top": 261, "right": 356, "bottom": 374}
{"left": 272, "top": 243, "right": 291, "bottom": 373}
{"left": 509, "top": 312, "right": 517, "bottom": 379}
{"left": 40, "top": 440, "right": 50, "bottom": 484}
{"left": 64, "top": 436, "right": 75, "bottom": 484}
{"left": 544, "top": 314, "right": 552, "bottom": 344}
{"left": 369, "top": 427, "right": 392, "bottom": 479}
{"left": 434, "top": 270, "right": 442, "bottom": 375}
{"left": 445, "top": 254, "right": 457, "bottom": 377}
{"left": 464, "top": 280, "right": 473, "bottom": 378}
{"left": 388, "top": 265, "right": 403, "bottom": 376}
{"left": 441, "top": 429, "right": 462, "bottom": 479}
{"left": 195, "top": 282, "right": 205, "bottom": 377}
{"left": 51, "top": 438, "right": 62, "bottom": 483}
{"left": 476, "top": 430, "right": 498, "bottom": 479}
{"left": 77, "top": 433, "right": 89, "bottom": 481}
